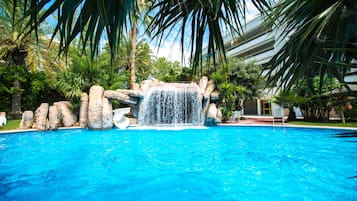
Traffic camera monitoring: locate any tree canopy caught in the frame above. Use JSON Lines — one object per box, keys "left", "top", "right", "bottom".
{"left": 2, "top": 0, "right": 356, "bottom": 120}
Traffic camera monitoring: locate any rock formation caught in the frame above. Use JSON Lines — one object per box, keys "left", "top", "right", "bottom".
{"left": 48, "top": 105, "right": 60, "bottom": 130}
{"left": 204, "top": 80, "right": 216, "bottom": 98}
{"left": 205, "top": 103, "right": 222, "bottom": 126}
{"left": 104, "top": 90, "right": 136, "bottom": 105}
{"left": 101, "top": 97, "right": 113, "bottom": 129}
{"left": 198, "top": 78, "right": 222, "bottom": 126}
{"left": 115, "top": 89, "right": 143, "bottom": 118}
{"left": 88, "top": 86, "right": 104, "bottom": 129}
{"left": 22, "top": 76, "right": 224, "bottom": 131}
{"left": 79, "top": 93, "right": 89, "bottom": 128}
{"left": 33, "top": 103, "right": 49, "bottom": 131}
{"left": 19, "top": 110, "right": 34, "bottom": 129}
{"left": 54, "top": 101, "right": 77, "bottom": 127}
{"left": 199, "top": 76, "right": 208, "bottom": 94}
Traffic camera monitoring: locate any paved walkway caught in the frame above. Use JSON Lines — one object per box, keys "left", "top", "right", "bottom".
{"left": 225, "top": 116, "right": 288, "bottom": 125}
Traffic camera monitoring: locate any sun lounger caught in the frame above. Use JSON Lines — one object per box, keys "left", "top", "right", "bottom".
{"left": 0, "top": 112, "right": 7, "bottom": 126}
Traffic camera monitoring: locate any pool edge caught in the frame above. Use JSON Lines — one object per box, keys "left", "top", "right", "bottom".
{"left": 218, "top": 123, "right": 357, "bottom": 130}
{"left": 1, "top": 124, "right": 356, "bottom": 135}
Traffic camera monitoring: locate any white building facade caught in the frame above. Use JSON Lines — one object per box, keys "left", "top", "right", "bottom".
{"left": 221, "top": 16, "right": 284, "bottom": 116}
{"left": 221, "top": 16, "right": 356, "bottom": 117}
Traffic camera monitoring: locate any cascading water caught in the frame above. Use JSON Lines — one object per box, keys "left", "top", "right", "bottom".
{"left": 138, "top": 83, "right": 204, "bottom": 126}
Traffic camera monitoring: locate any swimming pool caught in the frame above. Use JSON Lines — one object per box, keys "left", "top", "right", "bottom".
{"left": 0, "top": 126, "right": 356, "bottom": 200}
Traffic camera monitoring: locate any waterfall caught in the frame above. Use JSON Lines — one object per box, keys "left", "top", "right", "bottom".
{"left": 138, "top": 83, "right": 204, "bottom": 126}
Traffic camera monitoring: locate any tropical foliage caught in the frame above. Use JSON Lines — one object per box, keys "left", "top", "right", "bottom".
{"left": 18, "top": 0, "right": 271, "bottom": 67}
{"left": 265, "top": 0, "right": 357, "bottom": 122}
{"left": 0, "top": 0, "right": 65, "bottom": 118}
{"left": 0, "top": 66, "right": 64, "bottom": 112}
{"left": 274, "top": 76, "right": 343, "bottom": 121}
{"left": 116, "top": 39, "right": 154, "bottom": 84}
{"left": 15, "top": 0, "right": 357, "bottom": 86}
{"left": 266, "top": 0, "right": 357, "bottom": 91}
{"left": 151, "top": 58, "right": 182, "bottom": 82}
{"left": 2, "top": 0, "right": 356, "bottom": 124}
{"left": 210, "top": 58, "right": 263, "bottom": 120}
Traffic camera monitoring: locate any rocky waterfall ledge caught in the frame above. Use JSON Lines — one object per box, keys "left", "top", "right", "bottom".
{"left": 20, "top": 77, "right": 222, "bottom": 131}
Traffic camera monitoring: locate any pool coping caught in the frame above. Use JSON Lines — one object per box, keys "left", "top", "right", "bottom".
{"left": 0, "top": 126, "right": 82, "bottom": 134}
{"left": 1, "top": 123, "right": 356, "bottom": 134}
{"left": 218, "top": 123, "right": 357, "bottom": 130}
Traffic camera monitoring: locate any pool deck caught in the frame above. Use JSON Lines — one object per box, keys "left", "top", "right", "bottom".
{"left": 226, "top": 115, "right": 287, "bottom": 125}
{"left": 221, "top": 116, "right": 357, "bottom": 130}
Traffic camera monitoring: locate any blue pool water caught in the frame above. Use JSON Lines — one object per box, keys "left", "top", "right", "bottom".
{"left": 0, "top": 126, "right": 356, "bottom": 201}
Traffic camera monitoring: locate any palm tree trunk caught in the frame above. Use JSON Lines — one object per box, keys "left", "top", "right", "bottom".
{"left": 10, "top": 72, "right": 22, "bottom": 119}
{"left": 129, "top": 21, "right": 137, "bottom": 89}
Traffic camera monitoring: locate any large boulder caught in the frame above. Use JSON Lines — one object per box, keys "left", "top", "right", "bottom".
{"left": 104, "top": 90, "right": 136, "bottom": 105}
{"left": 140, "top": 79, "right": 155, "bottom": 92}
{"left": 199, "top": 76, "right": 208, "bottom": 94}
{"left": 206, "top": 103, "right": 218, "bottom": 119}
{"left": 216, "top": 108, "right": 223, "bottom": 123}
{"left": 34, "top": 103, "right": 49, "bottom": 131}
{"left": 54, "top": 101, "right": 77, "bottom": 127}
{"left": 205, "top": 103, "right": 221, "bottom": 126}
{"left": 204, "top": 80, "right": 215, "bottom": 97}
{"left": 48, "top": 105, "right": 60, "bottom": 130}
{"left": 140, "top": 78, "right": 161, "bottom": 92}
{"left": 19, "top": 110, "right": 34, "bottom": 129}
{"left": 115, "top": 89, "right": 144, "bottom": 98}
{"left": 101, "top": 97, "right": 113, "bottom": 129}
{"left": 79, "top": 93, "right": 89, "bottom": 128}
{"left": 132, "top": 83, "right": 140, "bottom": 91}
{"left": 88, "top": 86, "right": 104, "bottom": 129}
{"left": 115, "top": 89, "right": 143, "bottom": 118}
{"left": 202, "top": 96, "right": 210, "bottom": 117}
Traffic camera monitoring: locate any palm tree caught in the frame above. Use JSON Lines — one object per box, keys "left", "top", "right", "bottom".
{"left": 20, "top": 0, "right": 271, "bottom": 71}
{"left": 22, "top": 0, "right": 139, "bottom": 87}
{"left": 134, "top": 42, "right": 154, "bottom": 82}
{"left": 23, "top": 0, "right": 356, "bottom": 87}
{"left": 0, "top": 0, "right": 29, "bottom": 118}
{"left": 147, "top": 0, "right": 271, "bottom": 72}
{"left": 116, "top": 38, "right": 154, "bottom": 83}
{"left": 129, "top": 0, "right": 152, "bottom": 89}
{"left": 266, "top": 0, "right": 357, "bottom": 93}
{"left": 22, "top": 0, "right": 136, "bottom": 61}
{"left": 0, "top": 0, "right": 65, "bottom": 119}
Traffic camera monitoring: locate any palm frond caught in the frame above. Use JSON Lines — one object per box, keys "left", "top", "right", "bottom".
{"left": 21, "top": 0, "right": 135, "bottom": 59}
{"left": 267, "top": 0, "right": 357, "bottom": 91}
{"left": 147, "top": 0, "right": 272, "bottom": 73}
{"left": 25, "top": 37, "right": 67, "bottom": 78}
